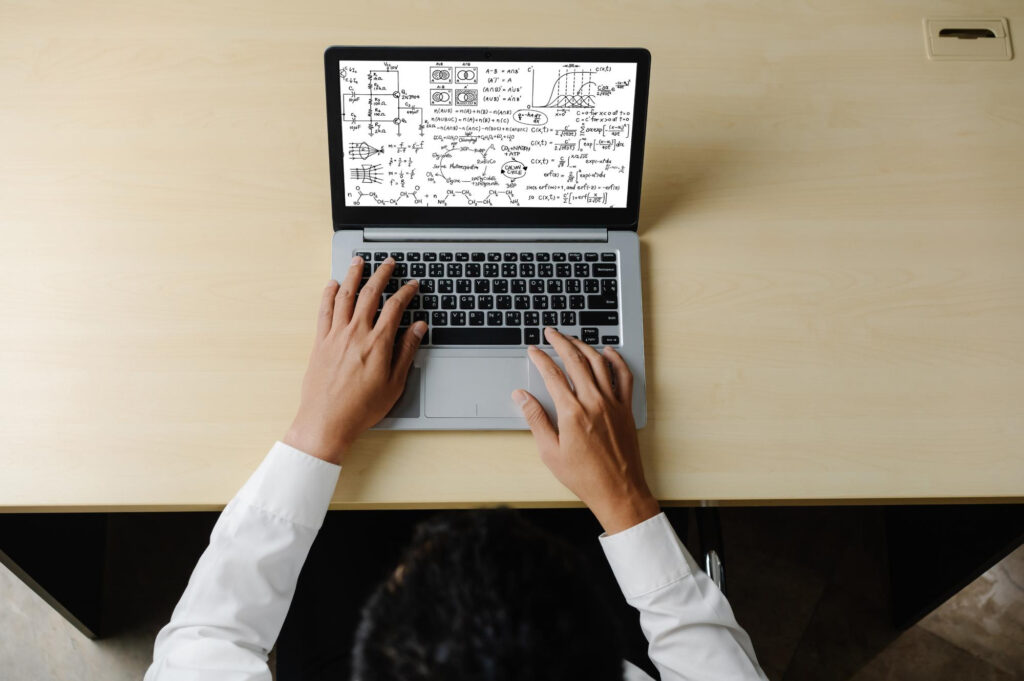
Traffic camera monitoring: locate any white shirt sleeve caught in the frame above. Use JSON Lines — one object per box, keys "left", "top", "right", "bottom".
{"left": 600, "top": 512, "right": 768, "bottom": 681}
{"left": 144, "top": 441, "right": 340, "bottom": 681}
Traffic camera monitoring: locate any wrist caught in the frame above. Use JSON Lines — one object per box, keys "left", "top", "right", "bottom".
{"left": 283, "top": 419, "right": 353, "bottom": 466}
{"left": 591, "top": 492, "right": 661, "bottom": 535}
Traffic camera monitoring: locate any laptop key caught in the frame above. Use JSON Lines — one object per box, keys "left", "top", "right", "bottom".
{"left": 390, "top": 252, "right": 405, "bottom": 261}
{"left": 483, "top": 263, "right": 499, "bottom": 278}
{"left": 423, "top": 252, "right": 438, "bottom": 262}
{"left": 413, "top": 310, "right": 428, "bottom": 323}
{"left": 586, "top": 295, "right": 618, "bottom": 310}
{"left": 410, "top": 263, "right": 426, "bottom": 278}
{"left": 438, "top": 279, "right": 453, "bottom": 293}
{"left": 529, "top": 279, "right": 544, "bottom": 293}
{"left": 514, "top": 295, "right": 530, "bottom": 310}
{"left": 469, "top": 311, "right": 485, "bottom": 326}
{"left": 556, "top": 263, "right": 572, "bottom": 278}
{"left": 511, "top": 279, "right": 527, "bottom": 293}
{"left": 455, "top": 252, "right": 469, "bottom": 262}
{"left": 374, "top": 252, "right": 388, "bottom": 261}
{"left": 593, "top": 263, "right": 617, "bottom": 277}
{"left": 422, "top": 295, "right": 439, "bottom": 310}
{"left": 584, "top": 252, "right": 599, "bottom": 262}
{"left": 569, "top": 295, "right": 585, "bottom": 310}
{"left": 456, "top": 279, "right": 472, "bottom": 293}
{"left": 471, "top": 252, "right": 485, "bottom": 262}
{"left": 432, "top": 328, "right": 522, "bottom": 345}
{"left": 543, "top": 311, "right": 558, "bottom": 326}
{"left": 581, "top": 327, "right": 599, "bottom": 344}
{"left": 505, "top": 311, "right": 521, "bottom": 325}
{"left": 492, "top": 279, "right": 508, "bottom": 293}
{"left": 551, "top": 295, "right": 567, "bottom": 310}
{"left": 432, "top": 311, "right": 448, "bottom": 326}
{"left": 429, "top": 263, "right": 444, "bottom": 277}
{"left": 580, "top": 311, "right": 619, "bottom": 326}
{"left": 520, "top": 252, "right": 534, "bottom": 262}
{"left": 536, "top": 252, "right": 551, "bottom": 262}
{"left": 450, "top": 311, "right": 466, "bottom": 325}
{"left": 560, "top": 311, "right": 576, "bottom": 326}
{"left": 600, "top": 252, "right": 616, "bottom": 262}
{"left": 419, "top": 279, "right": 436, "bottom": 293}
{"left": 459, "top": 295, "right": 474, "bottom": 310}
{"left": 552, "top": 252, "right": 567, "bottom": 262}
{"left": 496, "top": 295, "right": 512, "bottom": 309}
{"left": 407, "top": 252, "right": 421, "bottom": 261}
{"left": 474, "top": 279, "right": 490, "bottom": 293}
{"left": 532, "top": 295, "right": 549, "bottom": 310}
{"left": 487, "top": 311, "right": 503, "bottom": 326}
{"left": 524, "top": 311, "right": 540, "bottom": 326}
{"left": 601, "top": 335, "right": 620, "bottom": 345}
{"left": 465, "top": 263, "right": 481, "bottom": 277}
{"left": 584, "top": 279, "right": 599, "bottom": 293}
{"left": 487, "top": 252, "right": 502, "bottom": 262}
{"left": 524, "top": 327, "right": 541, "bottom": 345}
{"left": 601, "top": 279, "right": 617, "bottom": 294}
{"left": 441, "top": 295, "right": 457, "bottom": 309}
{"left": 478, "top": 295, "right": 494, "bottom": 310}
{"left": 440, "top": 252, "right": 453, "bottom": 262}
{"left": 566, "top": 279, "right": 581, "bottom": 293}
{"left": 569, "top": 252, "right": 583, "bottom": 261}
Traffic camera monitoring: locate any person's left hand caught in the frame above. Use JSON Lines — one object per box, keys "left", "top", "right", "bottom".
{"left": 283, "top": 256, "right": 426, "bottom": 465}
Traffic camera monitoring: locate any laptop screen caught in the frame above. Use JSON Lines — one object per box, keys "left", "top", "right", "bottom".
{"left": 337, "top": 59, "right": 638, "bottom": 210}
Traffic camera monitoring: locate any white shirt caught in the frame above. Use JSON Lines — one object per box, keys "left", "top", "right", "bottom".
{"left": 145, "top": 442, "right": 766, "bottom": 681}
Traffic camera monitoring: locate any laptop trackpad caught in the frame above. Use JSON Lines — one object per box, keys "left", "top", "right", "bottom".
{"left": 424, "top": 357, "right": 526, "bottom": 418}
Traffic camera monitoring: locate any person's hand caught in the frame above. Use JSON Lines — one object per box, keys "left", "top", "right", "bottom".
{"left": 283, "top": 256, "right": 427, "bottom": 465}
{"left": 512, "top": 328, "right": 659, "bottom": 534}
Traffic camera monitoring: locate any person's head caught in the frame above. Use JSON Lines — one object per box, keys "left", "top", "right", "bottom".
{"left": 351, "top": 508, "right": 624, "bottom": 681}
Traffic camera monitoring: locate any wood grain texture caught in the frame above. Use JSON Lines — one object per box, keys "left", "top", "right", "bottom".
{"left": 1, "top": 0, "right": 1022, "bottom": 509}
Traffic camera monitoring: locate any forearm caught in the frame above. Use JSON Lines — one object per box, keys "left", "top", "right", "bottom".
{"left": 601, "top": 513, "right": 767, "bottom": 681}
{"left": 145, "top": 442, "right": 340, "bottom": 681}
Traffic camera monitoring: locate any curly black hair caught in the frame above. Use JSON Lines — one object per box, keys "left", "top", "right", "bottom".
{"left": 350, "top": 508, "right": 625, "bottom": 681}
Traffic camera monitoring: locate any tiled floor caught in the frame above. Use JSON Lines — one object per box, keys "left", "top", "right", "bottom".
{"left": 1, "top": 513, "right": 1021, "bottom": 681}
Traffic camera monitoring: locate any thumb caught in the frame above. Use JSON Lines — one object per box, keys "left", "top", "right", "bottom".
{"left": 512, "top": 390, "right": 558, "bottom": 450}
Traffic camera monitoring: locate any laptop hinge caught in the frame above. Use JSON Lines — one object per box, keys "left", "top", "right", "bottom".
{"left": 362, "top": 227, "right": 608, "bottom": 243}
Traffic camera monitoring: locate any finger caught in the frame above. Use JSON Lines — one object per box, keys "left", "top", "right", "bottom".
{"left": 317, "top": 280, "right": 339, "bottom": 339}
{"left": 392, "top": 321, "right": 427, "bottom": 382}
{"left": 332, "top": 255, "right": 366, "bottom": 329}
{"left": 543, "top": 327, "right": 600, "bottom": 400}
{"left": 526, "top": 345, "right": 578, "bottom": 413}
{"left": 602, "top": 346, "right": 634, "bottom": 404}
{"left": 375, "top": 279, "right": 419, "bottom": 341}
{"left": 512, "top": 389, "right": 559, "bottom": 452}
{"left": 569, "top": 337, "right": 615, "bottom": 398}
{"left": 353, "top": 256, "right": 394, "bottom": 325}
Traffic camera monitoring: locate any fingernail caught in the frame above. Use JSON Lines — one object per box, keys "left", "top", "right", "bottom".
{"left": 350, "top": 255, "right": 362, "bottom": 265}
{"left": 412, "top": 322, "right": 427, "bottom": 338}
{"left": 511, "top": 390, "right": 528, "bottom": 407}
{"left": 408, "top": 279, "right": 419, "bottom": 287}
{"left": 384, "top": 256, "right": 395, "bottom": 265}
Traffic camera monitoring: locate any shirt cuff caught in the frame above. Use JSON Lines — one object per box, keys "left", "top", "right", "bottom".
{"left": 234, "top": 441, "right": 341, "bottom": 530}
{"left": 599, "top": 512, "right": 696, "bottom": 599}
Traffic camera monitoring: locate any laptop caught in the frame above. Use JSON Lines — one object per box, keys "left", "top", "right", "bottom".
{"left": 324, "top": 46, "right": 651, "bottom": 429}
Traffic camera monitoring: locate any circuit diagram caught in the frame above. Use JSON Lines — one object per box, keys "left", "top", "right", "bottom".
{"left": 338, "top": 60, "right": 637, "bottom": 208}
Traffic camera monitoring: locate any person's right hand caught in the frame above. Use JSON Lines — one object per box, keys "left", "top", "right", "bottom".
{"left": 512, "top": 327, "right": 660, "bottom": 534}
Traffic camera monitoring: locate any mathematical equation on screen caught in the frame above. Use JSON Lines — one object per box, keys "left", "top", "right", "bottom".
{"left": 338, "top": 60, "right": 637, "bottom": 208}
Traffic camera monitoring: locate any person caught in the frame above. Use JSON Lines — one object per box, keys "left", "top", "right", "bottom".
{"left": 144, "top": 256, "right": 766, "bottom": 681}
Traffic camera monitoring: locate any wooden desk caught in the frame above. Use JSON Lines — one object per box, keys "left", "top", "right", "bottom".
{"left": 2, "top": 0, "right": 1022, "bottom": 510}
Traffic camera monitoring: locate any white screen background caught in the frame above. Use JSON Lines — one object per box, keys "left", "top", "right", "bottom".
{"left": 339, "top": 60, "right": 637, "bottom": 208}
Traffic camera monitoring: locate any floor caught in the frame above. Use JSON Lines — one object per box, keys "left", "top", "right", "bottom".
{"left": 1, "top": 510, "right": 1021, "bottom": 681}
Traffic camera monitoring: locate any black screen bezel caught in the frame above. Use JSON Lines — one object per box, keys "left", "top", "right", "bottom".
{"left": 324, "top": 46, "right": 650, "bottom": 230}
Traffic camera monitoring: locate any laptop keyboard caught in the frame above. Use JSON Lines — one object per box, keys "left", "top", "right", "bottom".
{"left": 353, "top": 249, "right": 621, "bottom": 346}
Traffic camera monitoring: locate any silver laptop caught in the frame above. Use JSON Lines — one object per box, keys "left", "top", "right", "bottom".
{"left": 324, "top": 46, "right": 651, "bottom": 429}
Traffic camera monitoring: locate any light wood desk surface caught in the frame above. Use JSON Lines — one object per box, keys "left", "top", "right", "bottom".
{"left": 2, "top": 0, "right": 1023, "bottom": 510}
